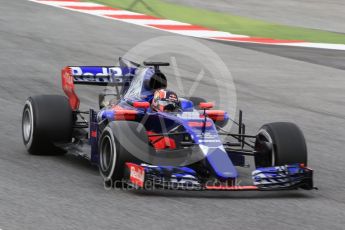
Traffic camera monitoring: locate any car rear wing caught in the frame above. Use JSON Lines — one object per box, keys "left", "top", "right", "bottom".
{"left": 62, "top": 66, "right": 136, "bottom": 110}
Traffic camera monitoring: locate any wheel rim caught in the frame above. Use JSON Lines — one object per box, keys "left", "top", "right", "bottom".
{"left": 257, "top": 129, "right": 275, "bottom": 166}
{"left": 100, "top": 135, "right": 113, "bottom": 172}
{"left": 22, "top": 101, "right": 34, "bottom": 148}
{"left": 99, "top": 130, "right": 117, "bottom": 181}
{"left": 23, "top": 108, "right": 32, "bottom": 141}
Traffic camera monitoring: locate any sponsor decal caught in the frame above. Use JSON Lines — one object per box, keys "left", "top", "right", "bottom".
{"left": 196, "top": 132, "right": 218, "bottom": 139}
{"left": 176, "top": 111, "right": 200, "bottom": 119}
{"left": 199, "top": 139, "right": 221, "bottom": 143}
{"left": 70, "top": 67, "right": 121, "bottom": 76}
{"left": 73, "top": 75, "right": 114, "bottom": 84}
{"left": 188, "top": 121, "right": 213, "bottom": 127}
{"left": 128, "top": 164, "right": 145, "bottom": 187}
{"left": 90, "top": 131, "right": 97, "bottom": 138}
{"left": 61, "top": 67, "right": 80, "bottom": 110}
{"left": 62, "top": 69, "right": 74, "bottom": 92}
{"left": 68, "top": 66, "right": 125, "bottom": 84}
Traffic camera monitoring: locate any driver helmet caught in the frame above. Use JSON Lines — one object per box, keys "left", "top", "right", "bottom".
{"left": 152, "top": 89, "right": 180, "bottom": 112}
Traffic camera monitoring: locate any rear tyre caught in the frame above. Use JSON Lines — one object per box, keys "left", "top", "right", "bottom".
{"left": 254, "top": 122, "right": 307, "bottom": 168}
{"left": 98, "top": 121, "right": 149, "bottom": 188}
{"left": 22, "top": 95, "right": 73, "bottom": 154}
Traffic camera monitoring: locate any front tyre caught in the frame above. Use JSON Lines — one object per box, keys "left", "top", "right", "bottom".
{"left": 254, "top": 122, "right": 307, "bottom": 168}
{"left": 98, "top": 121, "right": 149, "bottom": 187}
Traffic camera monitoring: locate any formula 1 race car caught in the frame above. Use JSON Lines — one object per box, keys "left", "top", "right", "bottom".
{"left": 22, "top": 57, "right": 314, "bottom": 191}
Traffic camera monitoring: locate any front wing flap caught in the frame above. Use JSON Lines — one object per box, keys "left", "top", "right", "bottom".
{"left": 252, "top": 164, "right": 314, "bottom": 190}
{"left": 124, "top": 163, "right": 314, "bottom": 191}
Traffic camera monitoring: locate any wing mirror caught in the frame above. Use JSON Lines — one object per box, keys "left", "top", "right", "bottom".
{"left": 199, "top": 102, "right": 214, "bottom": 109}
{"left": 199, "top": 102, "right": 214, "bottom": 133}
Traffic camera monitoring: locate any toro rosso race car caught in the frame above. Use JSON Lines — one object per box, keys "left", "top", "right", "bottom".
{"left": 22, "top": 58, "right": 314, "bottom": 191}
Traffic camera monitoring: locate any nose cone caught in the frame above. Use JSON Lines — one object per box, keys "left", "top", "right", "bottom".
{"left": 199, "top": 145, "right": 238, "bottom": 179}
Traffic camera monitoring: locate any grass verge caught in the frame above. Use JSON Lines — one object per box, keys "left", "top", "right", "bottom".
{"left": 88, "top": 0, "right": 345, "bottom": 44}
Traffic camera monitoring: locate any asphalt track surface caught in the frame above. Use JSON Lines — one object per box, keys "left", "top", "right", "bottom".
{"left": 167, "top": 0, "right": 345, "bottom": 33}
{"left": 1, "top": 0, "right": 345, "bottom": 229}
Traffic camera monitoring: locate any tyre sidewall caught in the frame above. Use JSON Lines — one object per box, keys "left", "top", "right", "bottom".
{"left": 21, "top": 95, "right": 73, "bottom": 154}
{"left": 99, "top": 126, "right": 118, "bottom": 181}
{"left": 22, "top": 99, "right": 35, "bottom": 150}
{"left": 98, "top": 121, "right": 147, "bottom": 183}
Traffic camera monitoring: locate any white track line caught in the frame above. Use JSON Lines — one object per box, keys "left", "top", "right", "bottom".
{"left": 166, "top": 30, "right": 249, "bottom": 38}
{"left": 75, "top": 10, "right": 143, "bottom": 15}
{"left": 283, "top": 42, "right": 345, "bottom": 51}
{"left": 118, "top": 19, "right": 190, "bottom": 26}
{"left": 36, "top": 1, "right": 103, "bottom": 7}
